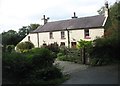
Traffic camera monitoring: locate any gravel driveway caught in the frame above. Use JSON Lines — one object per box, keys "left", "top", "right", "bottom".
{"left": 55, "top": 61, "right": 119, "bottom": 85}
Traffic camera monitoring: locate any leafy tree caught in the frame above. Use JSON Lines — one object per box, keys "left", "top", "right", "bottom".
{"left": 89, "top": 2, "right": 120, "bottom": 65}
{"left": 104, "top": 2, "right": 120, "bottom": 37}
{"left": 77, "top": 39, "right": 92, "bottom": 49}
{"left": 18, "top": 26, "right": 28, "bottom": 40}
{"left": 27, "top": 24, "right": 40, "bottom": 32}
{"left": 2, "top": 30, "right": 20, "bottom": 46}
{"left": 18, "top": 24, "right": 40, "bottom": 41}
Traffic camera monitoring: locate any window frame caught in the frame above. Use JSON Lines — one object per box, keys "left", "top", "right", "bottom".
{"left": 61, "top": 31, "right": 65, "bottom": 39}
{"left": 49, "top": 32, "right": 53, "bottom": 39}
{"left": 84, "top": 29, "right": 91, "bottom": 39}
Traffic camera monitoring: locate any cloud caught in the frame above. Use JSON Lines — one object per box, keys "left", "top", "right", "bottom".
{"left": 0, "top": 0, "right": 116, "bottom": 32}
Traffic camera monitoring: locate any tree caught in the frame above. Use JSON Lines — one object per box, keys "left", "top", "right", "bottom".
{"left": 27, "top": 24, "right": 40, "bottom": 32}
{"left": 2, "top": 30, "right": 20, "bottom": 46}
{"left": 77, "top": 39, "right": 92, "bottom": 64}
{"left": 18, "top": 24, "right": 40, "bottom": 41}
{"left": 89, "top": 2, "right": 120, "bottom": 65}
{"left": 104, "top": 2, "right": 120, "bottom": 37}
{"left": 18, "top": 26, "right": 28, "bottom": 40}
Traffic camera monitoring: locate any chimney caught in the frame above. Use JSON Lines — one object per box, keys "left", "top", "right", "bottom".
{"left": 104, "top": 1, "right": 109, "bottom": 17}
{"left": 71, "top": 12, "right": 78, "bottom": 19}
{"left": 42, "top": 15, "right": 50, "bottom": 25}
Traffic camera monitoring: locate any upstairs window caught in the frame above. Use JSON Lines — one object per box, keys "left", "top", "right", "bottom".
{"left": 84, "top": 29, "right": 91, "bottom": 39}
{"left": 61, "top": 31, "right": 65, "bottom": 39}
{"left": 49, "top": 32, "right": 53, "bottom": 39}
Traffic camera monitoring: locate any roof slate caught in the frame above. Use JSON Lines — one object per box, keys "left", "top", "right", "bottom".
{"left": 32, "top": 15, "right": 105, "bottom": 33}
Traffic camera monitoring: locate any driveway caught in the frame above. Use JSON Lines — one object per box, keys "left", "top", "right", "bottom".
{"left": 55, "top": 61, "right": 119, "bottom": 84}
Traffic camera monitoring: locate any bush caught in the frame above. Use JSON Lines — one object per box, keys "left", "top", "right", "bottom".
{"left": 2, "top": 52, "right": 32, "bottom": 84}
{"left": 3, "top": 48, "right": 64, "bottom": 85}
{"left": 6, "top": 45, "right": 15, "bottom": 53}
{"left": 42, "top": 42, "right": 60, "bottom": 54}
{"left": 57, "top": 48, "right": 81, "bottom": 63}
{"left": 16, "top": 41, "right": 34, "bottom": 53}
{"left": 30, "top": 66, "right": 63, "bottom": 81}
{"left": 89, "top": 34, "right": 120, "bottom": 65}
{"left": 30, "top": 48, "right": 56, "bottom": 69}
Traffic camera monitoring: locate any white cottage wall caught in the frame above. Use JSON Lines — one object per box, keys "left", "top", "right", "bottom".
{"left": 21, "top": 33, "right": 38, "bottom": 47}
{"left": 39, "top": 31, "right": 68, "bottom": 47}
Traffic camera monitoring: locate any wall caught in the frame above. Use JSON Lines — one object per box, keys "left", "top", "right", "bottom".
{"left": 38, "top": 27, "right": 104, "bottom": 47}
{"left": 39, "top": 31, "right": 68, "bottom": 47}
{"left": 68, "top": 28, "right": 104, "bottom": 46}
{"left": 21, "top": 28, "right": 104, "bottom": 48}
{"left": 21, "top": 33, "right": 38, "bottom": 47}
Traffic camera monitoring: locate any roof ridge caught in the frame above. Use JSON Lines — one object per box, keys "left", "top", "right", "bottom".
{"left": 47, "top": 15, "right": 103, "bottom": 23}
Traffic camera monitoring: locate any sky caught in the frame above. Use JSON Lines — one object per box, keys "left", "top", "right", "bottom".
{"left": 0, "top": 0, "right": 116, "bottom": 33}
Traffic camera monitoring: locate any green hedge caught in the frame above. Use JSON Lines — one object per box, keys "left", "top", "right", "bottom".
{"left": 16, "top": 41, "right": 34, "bottom": 53}
{"left": 3, "top": 48, "right": 64, "bottom": 85}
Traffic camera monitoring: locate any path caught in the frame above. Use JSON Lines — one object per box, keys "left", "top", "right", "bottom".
{"left": 55, "top": 61, "right": 119, "bottom": 84}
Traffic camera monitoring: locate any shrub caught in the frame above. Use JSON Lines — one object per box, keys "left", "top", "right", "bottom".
{"left": 2, "top": 52, "right": 32, "bottom": 84}
{"left": 6, "top": 45, "right": 15, "bottom": 53}
{"left": 16, "top": 41, "right": 34, "bottom": 53}
{"left": 57, "top": 48, "right": 81, "bottom": 63}
{"left": 30, "top": 66, "right": 63, "bottom": 81}
{"left": 3, "top": 48, "right": 64, "bottom": 85}
{"left": 89, "top": 34, "right": 120, "bottom": 65}
{"left": 31, "top": 48, "right": 55, "bottom": 69}
{"left": 46, "top": 42, "right": 60, "bottom": 54}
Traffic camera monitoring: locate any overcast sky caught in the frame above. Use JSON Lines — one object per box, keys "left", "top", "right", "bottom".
{"left": 0, "top": 0, "right": 116, "bottom": 32}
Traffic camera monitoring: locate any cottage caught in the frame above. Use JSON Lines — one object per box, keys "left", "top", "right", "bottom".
{"left": 21, "top": 2, "right": 109, "bottom": 48}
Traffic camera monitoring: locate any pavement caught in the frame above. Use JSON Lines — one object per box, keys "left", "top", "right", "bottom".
{"left": 55, "top": 61, "right": 119, "bottom": 85}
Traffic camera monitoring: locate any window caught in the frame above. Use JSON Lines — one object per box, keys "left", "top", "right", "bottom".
{"left": 60, "top": 42, "right": 65, "bottom": 46}
{"left": 84, "top": 29, "right": 91, "bottom": 39}
{"left": 28, "top": 36, "right": 30, "bottom": 41}
{"left": 61, "top": 31, "right": 65, "bottom": 39}
{"left": 49, "top": 32, "right": 53, "bottom": 39}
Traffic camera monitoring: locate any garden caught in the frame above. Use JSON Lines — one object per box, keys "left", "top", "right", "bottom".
{"left": 2, "top": 42, "right": 68, "bottom": 85}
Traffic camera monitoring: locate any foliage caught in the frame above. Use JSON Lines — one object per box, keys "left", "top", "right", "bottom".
{"left": 2, "top": 30, "right": 20, "bottom": 46}
{"left": 57, "top": 48, "right": 81, "bottom": 63}
{"left": 1, "top": 24, "right": 40, "bottom": 52}
{"left": 27, "top": 24, "right": 40, "bottom": 32}
{"left": 41, "top": 42, "right": 60, "bottom": 54}
{"left": 18, "top": 24, "right": 40, "bottom": 41}
{"left": 104, "top": 2, "right": 120, "bottom": 36}
{"left": 89, "top": 2, "right": 120, "bottom": 66}
{"left": 77, "top": 39, "right": 92, "bottom": 49}
{"left": 3, "top": 48, "right": 64, "bottom": 85}
{"left": 16, "top": 41, "right": 34, "bottom": 53}
{"left": 3, "top": 52, "right": 31, "bottom": 84}
{"left": 6, "top": 45, "right": 15, "bottom": 53}
{"left": 29, "top": 48, "right": 56, "bottom": 69}
{"left": 18, "top": 26, "right": 29, "bottom": 40}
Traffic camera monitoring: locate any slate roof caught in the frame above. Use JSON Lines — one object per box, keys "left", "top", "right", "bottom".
{"left": 32, "top": 15, "right": 105, "bottom": 33}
